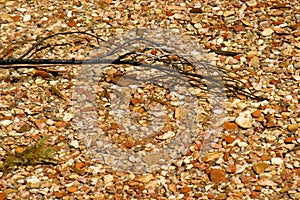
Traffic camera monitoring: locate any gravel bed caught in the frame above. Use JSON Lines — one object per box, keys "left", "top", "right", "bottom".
{"left": 0, "top": 0, "right": 299, "bottom": 199}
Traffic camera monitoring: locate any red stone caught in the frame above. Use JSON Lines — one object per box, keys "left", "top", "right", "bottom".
{"left": 193, "top": 193, "right": 202, "bottom": 198}
{"left": 252, "top": 110, "right": 262, "bottom": 118}
{"left": 0, "top": 192, "right": 7, "bottom": 200}
{"left": 209, "top": 169, "right": 227, "bottom": 183}
{"left": 294, "top": 30, "right": 300, "bottom": 37}
{"left": 284, "top": 136, "right": 296, "bottom": 143}
{"left": 122, "top": 140, "right": 133, "bottom": 149}
{"left": 66, "top": 186, "right": 78, "bottom": 193}
{"left": 295, "top": 168, "right": 300, "bottom": 176}
{"left": 166, "top": 11, "right": 173, "bottom": 16}
{"left": 180, "top": 186, "right": 192, "bottom": 194}
{"left": 110, "top": 123, "right": 120, "bottom": 130}
{"left": 53, "top": 192, "right": 65, "bottom": 198}
{"left": 223, "top": 122, "right": 238, "bottom": 131}
{"left": 223, "top": 151, "right": 230, "bottom": 161}
{"left": 67, "top": 20, "right": 77, "bottom": 27}
{"left": 34, "top": 70, "right": 51, "bottom": 78}
{"left": 234, "top": 25, "right": 245, "bottom": 32}
{"left": 254, "top": 185, "right": 262, "bottom": 191}
{"left": 207, "top": 193, "right": 215, "bottom": 199}
{"left": 226, "top": 164, "right": 237, "bottom": 173}
{"left": 250, "top": 190, "right": 260, "bottom": 198}
{"left": 223, "top": 135, "right": 236, "bottom": 144}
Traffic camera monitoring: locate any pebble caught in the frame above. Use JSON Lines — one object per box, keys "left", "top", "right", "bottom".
{"left": 288, "top": 124, "right": 299, "bottom": 132}
{"left": 103, "top": 174, "right": 114, "bottom": 185}
{"left": 235, "top": 164, "right": 246, "bottom": 173}
{"left": 261, "top": 28, "right": 274, "bottom": 36}
{"left": 223, "top": 135, "right": 236, "bottom": 143}
{"left": 246, "top": 0, "right": 257, "bottom": 6}
{"left": 237, "top": 141, "right": 248, "bottom": 147}
{"left": 236, "top": 102, "right": 249, "bottom": 110}
{"left": 271, "top": 157, "right": 284, "bottom": 165}
{"left": 175, "top": 107, "right": 182, "bottom": 119}
{"left": 26, "top": 176, "right": 41, "bottom": 189}
{"left": 70, "top": 140, "right": 80, "bottom": 148}
{"left": 273, "top": 27, "right": 289, "bottom": 35}
{"left": 292, "top": 70, "right": 300, "bottom": 81}
{"left": 135, "top": 174, "right": 153, "bottom": 183}
{"left": 46, "top": 119, "right": 54, "bottom": 126}
{"left": 296, "top": 14, "right": 300, "bottom": 22}
{"left": 235, "top": 110, "right": 253, "bottom": 128}
{"left": 252, "top": 110, "right": 262, "bottom": 118}
{"left": 53, "top": 192, "right": 65, "bottom": 198}
{"left": 223, "top": 10, "right": 235, "bottom": 17}
{"left": 284, "top": 137, "right": 296, "bottom": 143}
{"left": 252, "top": 162, "right": 269, "bottom": 174}
{"left": 209, "top": 169, "right": 227, "bottom": 183}
{"left": 257, "top": 179, "right": 276, "bottom": 186}
{"left": 168, "top": 184, "right": 176, "bottom": 193}
{"left": 246, "top": 51, "right": 258, "bottom": 58}
{"left": 223, "top": 122, "right": 238, "bottom": 131}
{"left": 23, "top": 14, "right": 31, "bottom": 22}
{"left": 0, "top": 120, "right": 12, "bottom": 127}
{"left": 266, "top": 135, "right": 277, "bottom": 143}
{"left": 63, "top": 113, "right": 73, "bottom": 122}
{"left": 0, "top": 68, "right": 9, "bottom": 79}
{"left": 197, "top": 28, "right": 209, "bottom": 34}
{"left": 66, "top": 186, "right": 78, "bottom": 193}
{"left": 34, "top": 70, "right": 51, "bottom": 78}
{"left": 5, "top": 1, "right": 16, "bottom": 6}
{"left": 0, "top": 192, "right": 7, "bottom": 200}
{"left": 249, "top": 56, "right": 260, "bottom": 67}
{"left": 201, "top": 152, "right": 224, "bottom": 163}
{"left": 157, "top": 131, "right": 175, "bottom": 140}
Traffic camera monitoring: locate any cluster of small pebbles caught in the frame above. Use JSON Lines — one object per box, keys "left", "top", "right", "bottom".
{"left": 0, "top": 0, "right": 299, "bottom": 199}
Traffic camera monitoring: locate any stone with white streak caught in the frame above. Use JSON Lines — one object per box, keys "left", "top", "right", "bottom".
{"left": 157, "top": 131, "right": 175, "bottom": 140}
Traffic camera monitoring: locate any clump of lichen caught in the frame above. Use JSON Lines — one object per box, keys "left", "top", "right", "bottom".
{"left": 0, "top": 135, "right": 57, "bottom": 173}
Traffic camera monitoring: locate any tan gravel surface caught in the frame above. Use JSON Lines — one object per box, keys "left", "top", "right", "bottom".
{"left": 0, "top": 0, "right": 300, "bottom": 199}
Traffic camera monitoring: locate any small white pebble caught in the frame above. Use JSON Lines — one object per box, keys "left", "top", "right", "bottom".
{"left": 46, "top": 119, "right": 54, "bottom": 126}
{"left": 266, "top": 135, "right": 276, "bottom": 142}
{"left": 285, "top": 162, "right": 293, "bottom": 169}
{"left": 271, "top": 157, "right": 283, "bottom": 165}
{"left": 67, "top": 10, "right": 72, "bottom": 17}
{"left": 261, "top": 28, "right": 274, "bottom": 36}
{"left": 0, "top": 120, "right": 12, "bottom": 126}
{"left": 161, "top": 170, "right": 168, "bottom": 176}
{"left": 168, "top": 195, "right": 176, "bottom": 200}
{"left": 294, "top": 161, "right": 300, "bottom": 168}
{"left": 285, "top": 94, "right": 293, "bottom": 101}
{"left": 63, "top": 113, "right": 73, "bottom": 122}
{"left": 70, "top": 140, "right": 79, "bottom": 148}
{"left": 23, "top": 14, "right": 31, "bottom": 22}
{"left": 238, "top": 141, "right": 248, "bottom": 147}
{"left": 90, "top": 178, "right": 98, "bottom": 185}
{"left": 236, "top": 164, "right": 246, "bottom": 173}
{"left": 177, "top": 194, "right": 185, "bottom": 199}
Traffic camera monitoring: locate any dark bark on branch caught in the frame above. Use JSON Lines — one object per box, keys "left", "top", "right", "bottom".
{"left": 0, "top": 30, "right": 264, "bottom": 100}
